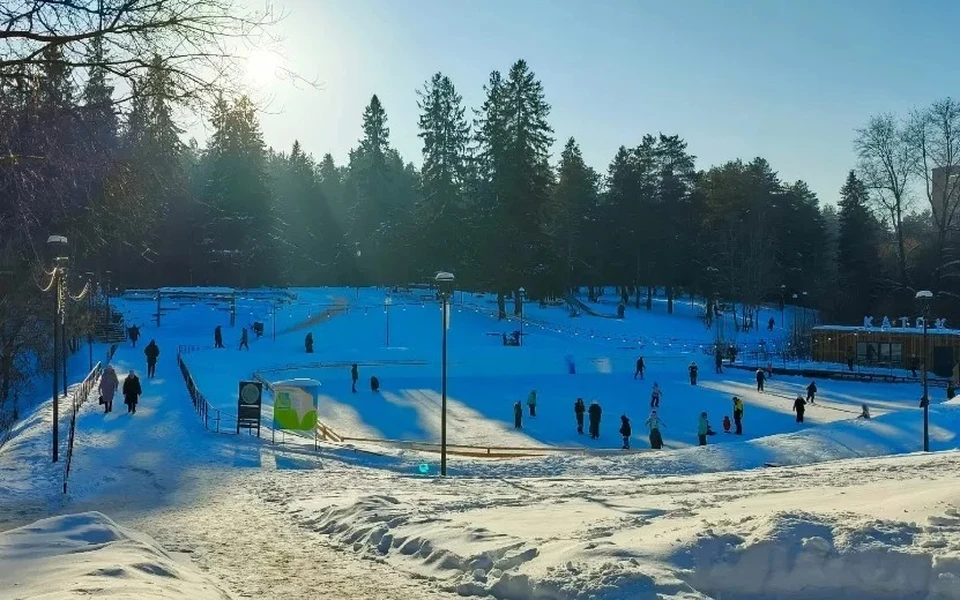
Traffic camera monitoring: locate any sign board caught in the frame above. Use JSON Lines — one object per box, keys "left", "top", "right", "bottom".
{"left": 273, "top": 378, "right": 321, "bottom": 431}
{"left": 237, "top": 380, "right": 263, "bottom": 436}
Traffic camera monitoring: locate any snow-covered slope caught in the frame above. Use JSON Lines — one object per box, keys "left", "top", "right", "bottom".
{"left": 0, "top": 512, "right": 234, "bottom": 599}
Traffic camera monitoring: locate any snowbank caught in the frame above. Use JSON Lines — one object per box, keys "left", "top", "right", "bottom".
{"left": 0, "top": 512, "right": 234, "bottom": 599}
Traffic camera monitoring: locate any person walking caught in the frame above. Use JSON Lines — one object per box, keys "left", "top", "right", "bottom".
{"left": 588, "top": 400, "right": 602, "bottom": 439}
{"left": 144, "top": 340, "right": 160, "bottom": 378}
{"left": 128, "top": 325, "right": 140, "bottom": 348}
{"left": 305, "top": 332, "right": 314, "bottom": 354}
{"left": 238, "top": 327, "right": 250, "bottom": 350}
{"left": 756, "top": 368, "right": 766, "bottom": 392}
{"left": 714, "top": 350, "right": 723, "bottom": 374}
{"left": 697, "top": 412, "right": 710, "bottom": 446}
{"left": 98, "top": 365, "right": 119, "bottom": 414}
{"left": 650, "top": 383, "right": 662, "bottom": 408}
{"left": 214, "top": 325, "right": 224, "bottom": 349}
{"left": 793, "top": 395, "right": 807, "bottom": 423}
{"left": 619, "top": 415, "right": 632, "bottom": 450}
{"left": 688, "top": 361, "right": 699, "bottom": 385}
{"left": 732, "top": 396, "right": 744, "bottom": 435}
{"left": 513, "top": 401, "right": 523, "bottom": 429}
{"left": 574, "top": 398, "right": 586, "bottom": 434}
{"left": 645, "top": 410, "right": 665, "bottom": 449}
{"left": 526, "top": 389, "right": 538, "bottom": 417}
{"left": 351, "top": 363, "right": 359, "bottom": 393}
{"left": 634, "top": 356, "right": 645, "bottom": 380}
{"left": 806, "top": 381, "right": 818, "bottom": 405}
{"left": 123, "top": 371, "right": 142, "bottom": 415}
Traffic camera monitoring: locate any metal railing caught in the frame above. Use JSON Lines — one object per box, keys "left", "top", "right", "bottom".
{"left": 62, "top": 343, "right": 117, "bottom": 494}
{"left": 177, "top": 349, "right": 236, "bottom": 434}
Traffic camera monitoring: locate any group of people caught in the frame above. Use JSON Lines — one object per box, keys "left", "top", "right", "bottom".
{"left": 97, "top": 365, "right": 143, "bottom": 415}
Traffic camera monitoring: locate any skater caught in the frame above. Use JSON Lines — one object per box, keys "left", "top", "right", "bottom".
{"left": 733, "top": 396, "right": 744, "bottom": 435}
{"left": 305, "top": 332, "right": 314, "bottom": 354}
{"left": 650, "top": 382, "right": 662, "bottom": 408}
{"left": 214, "top": 325, "right": 224, "bottom": 348}
{"left": 513, "top": 401, "right": 523, "bottom": 429}
{"left": 722, "top": 415, "right": 731, "bottom": 433}
{"left": 370, "top": 375, "right": 380, "bottom": 393}
{"left": 714, "top": 350, "right": 723, "bottom": 374}
{"left": 948, "top": 381, "right": 957, "bottom": 400}
{"left": 806, "top": 380, "right": 818, "bottom": 404}
{"left": 588, "top": 400, "right": 602, "bottom": 439}
{"left": 793, "top": 395, "right": 806, "bottom": 423}
{"left": 646, "top": 410, "right": 665, "bottom": 449}
{"left": 574, "top": 397, "right": 586, "bottom": 434}
{"left": 98, "top": 364, "right": 119, "bottom": 414}
{"left": 688, "top": 361, "right": 699, "bottom": 385}
{"left": 697, "top": 412, "right": 710, "bottom": 446}
{"left": 619, "top": 415, "right": 632, "bottom": 449}
{"left": 238, "top": 327, "right": 249, "bottom": 350}
{"left": 122, "top": 370, "right": 142, "bottom": 414}
{"left": 527, "top": 389, "right": 538, "bottom": 417}
{"left": 144, "top": 339, "right": 160, "bottom": 378}
{"left": 634, "top": 356, "right": 645, "bottom": 380}
{"left": 756, "top": 368, "right": 766, "bottom": 392}
{"left": 857, "top": 403, "right": 871, "bottom": 419}
{"left": 351, "top": 363, "right": 359, "bottom": 393}
{"left": 128, "top": 324, "right": 140, "bottom": 347}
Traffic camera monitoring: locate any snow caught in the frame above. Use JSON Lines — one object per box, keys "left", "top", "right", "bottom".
{"left": 0, "top": 512, "right": 234, "bottom": 599}
{"left": 1, "top": 286, "right": 959, "bottom": 600}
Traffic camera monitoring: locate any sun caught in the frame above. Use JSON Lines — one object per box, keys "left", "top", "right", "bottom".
{"left": 245, "top": 50, "right": 280, "bottom": 86}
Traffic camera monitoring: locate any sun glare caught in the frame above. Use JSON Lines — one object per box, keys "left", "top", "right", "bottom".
{"left": 245, "top": 50, "right": 281, "bottom": 86}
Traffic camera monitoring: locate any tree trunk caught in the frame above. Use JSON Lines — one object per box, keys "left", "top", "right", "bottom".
{"left": 0, "top": 353, "right": 11, "bottom": 401}
{"left": 667, "top": 286, "right": 674, "bottom": 314}
{"left": 497, "top": 292, "right": 506, "bottom": 320}
{"left": 513, "top": 289, "right": 522, "bottom": 317}
{"left": 646, "top": 286, "right": 653, "bottom": 310}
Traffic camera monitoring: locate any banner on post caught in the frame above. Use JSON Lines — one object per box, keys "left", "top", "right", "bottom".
{"left": 273, "top": 378, "right": 321, "bottom": 430}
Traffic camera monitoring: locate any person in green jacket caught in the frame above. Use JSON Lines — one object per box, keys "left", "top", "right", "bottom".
{"left": 697, "top": 412, "right": 710, "bottom": 446}
{"left": 527, "top": 389, "right": 537, "bottom": 417}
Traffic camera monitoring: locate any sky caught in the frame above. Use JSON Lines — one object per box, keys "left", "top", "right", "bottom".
{"left": 220, "top": 0, "right": 960, "bottom": 205}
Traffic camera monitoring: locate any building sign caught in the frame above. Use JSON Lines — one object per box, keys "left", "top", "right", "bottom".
{"left": 863, "top": 316, "right": 948, "bottom": 330}
{"left": 273, "top": 378, "right": 321, "bottom": 431}
{"left": 237, "top": 380, "right": 263, "bottom": 436}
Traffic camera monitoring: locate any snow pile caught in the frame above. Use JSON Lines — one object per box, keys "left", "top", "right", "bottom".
{"left": 0, "top": 512, "right": 234, "bottom": 599}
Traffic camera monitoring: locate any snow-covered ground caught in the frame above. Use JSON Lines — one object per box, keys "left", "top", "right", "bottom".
{"left": 0, "top": 286, "right": 958, "bottom": 600}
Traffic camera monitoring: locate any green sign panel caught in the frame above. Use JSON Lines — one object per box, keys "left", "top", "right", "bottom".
{"left": 272, "top": 379, "right": 320, "bottom": 430}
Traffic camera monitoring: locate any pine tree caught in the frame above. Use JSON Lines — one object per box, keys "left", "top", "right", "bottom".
{"left": 548, "top": 138, "right": 599, "bottom": 293}
{"left": 837, "top": 170, "right": 881, "bottom": 320}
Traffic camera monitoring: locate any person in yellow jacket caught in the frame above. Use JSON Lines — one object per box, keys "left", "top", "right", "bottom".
{"left": 732, "top": 396, "right": 744, "bottom": 435}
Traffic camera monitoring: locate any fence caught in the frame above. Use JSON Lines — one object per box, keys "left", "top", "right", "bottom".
{"left": 62, "top": 343, "right": 117, "bottom": 494}
{"left": 177, "top": 348, "right": 237, "bottom": 434}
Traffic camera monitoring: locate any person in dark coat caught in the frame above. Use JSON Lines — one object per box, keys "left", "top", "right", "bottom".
{"left": 123, "top": 371, "right": 142, "bottom": 414}
{"left": 305, "top": 332, "right": 314, "bottom": 354}
{"left": 714, "top": 351, "right": 723, "bottom": 374}
{"left": 806, "top": 381, "right": 818, "bottom": 404}
{"left": 128, "top": 325, "right": 140, "bottom": 347}
{"left": 911, "top": 355, "right": 919, "bottom": 377}
{"left": 846, "top": 349, "right": 855, "bottom": 372}
{"left": 756, "top": 368, "right": 766, "bottom": 392}
{"left": 948, "top": 382, "right": 957, "bottom": 400}
{"left": 688, "top": 362, "right": 699, "bottom": 385}
{"left": 793, "top": 396, "right": 806, "bottom": 423}
{"left": 619, "top": 415, "right": 632, "bottom": 449}
{"left": 370, "top": 375, "right": 380, "bottom": 393}
{"left": 634, "top": 356, "right": 645, "bottom": 380}
{"left": 588, "top": 400, "right": 602, "bottom": 439}
{"left": 239, "top": 327, "right": 249, "bottom": 350}
{"left": 574, "top": 398, "right": 586, "bottom": 434}
{"left": 768, "top": 317, "right": 775, "bottom": 331}
{"left": 351, "top": 363, "right": 359, "bottom": 393}
{"left": 513, "top": 401, "right": 523, "bottom": 429}
{"left": 214, "top": 325, "right": 224, "bottom": 349}
{"left": 144, "top": 340, "right": 160, "bottom": 378}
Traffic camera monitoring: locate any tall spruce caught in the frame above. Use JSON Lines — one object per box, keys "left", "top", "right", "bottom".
{"left": 837, "top": 170, "right": 881, "bottom": 320}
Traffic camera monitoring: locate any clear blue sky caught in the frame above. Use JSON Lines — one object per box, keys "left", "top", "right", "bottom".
{"left": 237, "top": 0, "right": 960, "bottom": 205}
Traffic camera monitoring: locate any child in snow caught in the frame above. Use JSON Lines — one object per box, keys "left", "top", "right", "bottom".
{"left": 370, "top": 375, "right": 380, "bottom": 393}
{"left": 806, "top": 380, "right": 818, "bottom": 404}
{"left": 688, "top": 362, "right": 699, "bottom": 385}
{"left": 697, "top": 412, "right": 710, "bottom": 446}
{"left": 793, "top": 396, "right": 806, "bottom": 423}
{"left": 646, "top": 410, "right": 665, "bottom": 449}
{"left": 650, "top": 383, "right": 662, "bottom": 408}
{"left": 857, "top": 403, "right": 871, "bottom": 419}
{"left": 574, "top": 398, "right": 586, "bottom": 434}
{"left": 513, "top": 401, "right": 523, "bottom": 429}
{"left": 527, "top": 390, "right": 537, "bottom": 417}
{"left": 619, "top": 415, "right": 632, "bottom": 449}
{"left": 722, "top": 415, "right": 731, "bottom": 433}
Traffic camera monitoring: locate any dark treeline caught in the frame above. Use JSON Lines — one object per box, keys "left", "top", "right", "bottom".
{"left": 4, "top": 55, "right": 960, "bottom": 334}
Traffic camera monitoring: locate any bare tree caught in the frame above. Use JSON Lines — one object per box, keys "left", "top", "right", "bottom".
{"left": 1, "top": 0, "right": 283, "bottom": 106}
{"left": 855, "top": 114, "right": 914, "bottom": 287}
{"left": 905, "top": 98, "right": 960, "bottom": 292}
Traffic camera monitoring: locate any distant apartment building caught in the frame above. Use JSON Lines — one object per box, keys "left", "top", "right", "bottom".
{"left": 931, "top": 166, "right": 960, "bottom": 224}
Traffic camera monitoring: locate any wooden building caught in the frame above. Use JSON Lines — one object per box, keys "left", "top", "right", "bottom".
{"left": 812, "top": 325, "right": 960, "bottom": 377}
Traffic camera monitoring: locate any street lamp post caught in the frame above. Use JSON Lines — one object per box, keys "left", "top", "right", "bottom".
{"left": 435, "top": 271, "right": 455, "bottom": 476}
{"left": 46, "top": 235, "right": 69, "bottom": 463}
{"left": 916, "top": 290, "right": 933, "bottom": 452}
{"left": 385, "top": 295, "right": 392, "bottom": 347}
{"left": 518, "top": 287, "right": 525, "bottom": 347}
